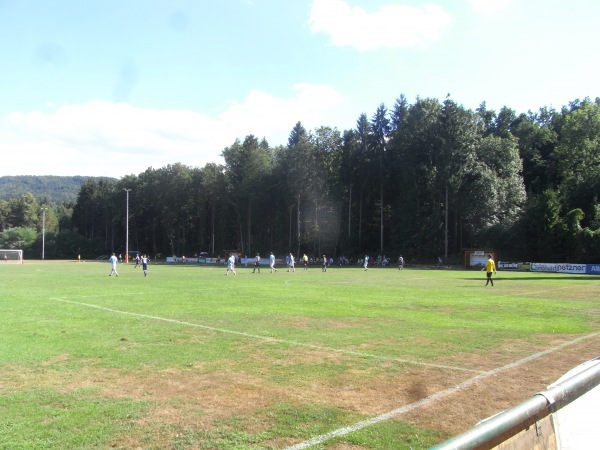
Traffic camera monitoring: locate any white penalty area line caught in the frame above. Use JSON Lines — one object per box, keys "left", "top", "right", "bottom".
{"left": 284, "top": 331, "right": 600, "bottom": 450}
{"left": 48, "top": 297, "right": 483, "bottom": 374}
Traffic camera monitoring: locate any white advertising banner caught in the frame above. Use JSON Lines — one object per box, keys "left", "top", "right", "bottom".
{"left": 530, "top": 262, "right": 586, "bottom": 274}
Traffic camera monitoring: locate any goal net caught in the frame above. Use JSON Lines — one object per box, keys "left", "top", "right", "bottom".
{"left": 0, "top": 249, "right": 23, "bottom": 264}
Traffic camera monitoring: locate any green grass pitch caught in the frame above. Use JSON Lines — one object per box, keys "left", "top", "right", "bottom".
{"left": 1, "top": 261, "right": 598, "bottom": 449}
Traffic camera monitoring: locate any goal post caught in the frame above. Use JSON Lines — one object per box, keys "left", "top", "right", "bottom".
{"left": 0, "top": 249, "right": 24, "bottom": 264}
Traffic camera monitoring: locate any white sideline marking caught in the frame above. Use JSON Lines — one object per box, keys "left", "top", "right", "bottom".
{"left": 49, "top": 298, "right": 484, "bottom": 374}
{"left": 284, "top": 331, "right": 600, "bottom": 449}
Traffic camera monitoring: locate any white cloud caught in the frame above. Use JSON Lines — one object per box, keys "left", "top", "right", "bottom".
{"left": 220, "top": 83, "right": 343, "bottom": 138}
{"left": 468, "top": 0, "right": 511, "bottom": 14}
{"left": 0, "top": 84, "right": 343, "bottom": 178}
{"left": 309, "top": 0, "right": 451, "bottom": 51}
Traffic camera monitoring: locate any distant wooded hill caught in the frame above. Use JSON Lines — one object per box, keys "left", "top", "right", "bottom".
{"left": 0, "top": 176, "right": 117, "bottom": 204}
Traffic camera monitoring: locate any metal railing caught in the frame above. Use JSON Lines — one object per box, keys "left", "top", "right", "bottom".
{"left": 430, "top": 357, "right": 600, "bottom": 450}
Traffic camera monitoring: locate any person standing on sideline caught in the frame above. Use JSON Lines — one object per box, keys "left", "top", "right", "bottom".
{"left": 226, "top": 253, "right": 237, "bottom": 275}
{"left": 269, "top": 252, "right": 277, "bottom": 272}
{"left": 484, "top": 254, "right": 496, "bottom": 286}
{"left": 398, "top": 255, "right": 404, "bottom": 270}
{"left": 109, "top": 253, "right": 119, "bottom": 276}
{"left": 141, "top": 254, "right": 149, "bottom": 277}
{"left": 252, "top": 253, "right": 261, "bottom": 273}
{"left": 288, "top": 253, "right": 296, "bottom": 272}
{"left": 364, "top": 255, "right": 369, "bottom": 271}
{"left": 322, "top": 255, "right": 327, "bottom": 272}
{"left": 302, "top": 253, "right": 308, "bottom": 270}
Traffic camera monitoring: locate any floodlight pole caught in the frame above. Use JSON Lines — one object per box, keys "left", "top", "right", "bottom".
{"left": 124, "top": 188, "right": 131, "bottom": 263}
{"left": 289, "top": 204, "right": 295, "bottom": 252}
{"left": 380, "top": 136, "right": 389, "bottom": 255}
{"left": 41, "top": 208, "right": 46, "bottom": 260}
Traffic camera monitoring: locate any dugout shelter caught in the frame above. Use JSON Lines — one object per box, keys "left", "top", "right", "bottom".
{"left": 464, "top": 249, "right": 496, "bottom": 269}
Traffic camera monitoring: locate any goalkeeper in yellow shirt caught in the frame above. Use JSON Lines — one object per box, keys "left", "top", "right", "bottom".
{"left": 484, "top": 254, "right": 497, "bottom": 286}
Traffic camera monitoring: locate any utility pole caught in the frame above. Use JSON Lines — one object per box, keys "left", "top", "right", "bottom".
{"left": 124, "top": 188, "right": 131, "bottom": 263}
{"left": 41, "top": 208, "right": 46, "bottom": 260}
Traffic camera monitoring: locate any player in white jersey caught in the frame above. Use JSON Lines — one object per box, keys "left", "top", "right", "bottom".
{"left": 226, "top": 254, "right": 237, "bottom": 275}
{"left": 109, "top": 253, "right": 119, "bottom": 276}
{"left": 141, "top": 254, "right": 149, "bottom": 277}
{"left": 252, "top": 253, "right": 261, "bottom": 273}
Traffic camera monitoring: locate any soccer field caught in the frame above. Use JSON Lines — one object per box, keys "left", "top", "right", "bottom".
{"left": 1, "top": 261, "right": 599, "bottom": 449}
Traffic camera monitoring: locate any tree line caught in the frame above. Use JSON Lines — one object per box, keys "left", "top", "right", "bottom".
{"left": 2, "top": 95, "right": 600, "bottom": 263}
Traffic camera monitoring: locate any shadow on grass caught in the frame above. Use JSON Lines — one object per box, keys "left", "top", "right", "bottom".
{"left": 463, "top": 275, "right": 600, "bottom": 281}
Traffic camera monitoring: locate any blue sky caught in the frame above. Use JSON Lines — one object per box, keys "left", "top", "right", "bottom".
{"left": 1, "top": 0, "right": 599, "bottom": 178}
